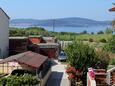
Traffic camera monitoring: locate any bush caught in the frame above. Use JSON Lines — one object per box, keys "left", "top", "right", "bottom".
{"left": 105, "top": 28, "right": 113, "bottom": 34}
{"left": 99, "top": 38, "right": 106, "bottom": 43}
{"left": 65, "top": 41, "right": 110, "bottom": 71}
{"left": 104, "top": 35, "right": 115, "bottom": 53}
{"left": 65, "top": 41, "right": 110, "bottom": 85}
{"left": 0, "top": 74, "right": 39, "bottom": 86}
{"left": 65, "top": 41, "right": 98, "bottom": 73}
{"left": 89, "top": 38, "right": 94, "bottom": 42}
{"left": 109, "top": 58, "right": 115, "bottom": 65}
{"left": 94, "top": 50, "right": 110, "bottom": 69}
{"left": 97, "top": 31, "right": 104, "bottom": 34}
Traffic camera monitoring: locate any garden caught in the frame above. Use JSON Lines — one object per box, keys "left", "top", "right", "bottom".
{"left": 64, "top": 37, "right": 115, "bottom": 85}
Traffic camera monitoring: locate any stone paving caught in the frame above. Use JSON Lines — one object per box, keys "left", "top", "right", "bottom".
{"left": 45, "top": 60, "right": 70, "bottom": 86}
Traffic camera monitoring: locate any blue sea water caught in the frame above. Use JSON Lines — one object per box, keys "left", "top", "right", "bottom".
{"left": 11, "top": 25, "right": 110, "bottom": 33}
{"left": 41, "top": 26, "right": 110, "bottom": 33}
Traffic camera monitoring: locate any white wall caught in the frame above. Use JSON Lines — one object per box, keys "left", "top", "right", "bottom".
{"left": 0, "top": 9, "right": 9, "bottom": 58}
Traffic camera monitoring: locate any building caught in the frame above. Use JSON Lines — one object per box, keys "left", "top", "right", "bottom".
{"left": 9, "top": 37, "right": 28, "bottom": 55}
{"left": 36, "top": 43, "right": 60, "bottom": 58}
{"left": 9, "top": 36, "right": 60, "bottom": 58}
{"left": 28, "top": 36, "right": 60, "bottom": 58}
{"left": 0, "top": 51, "right": 51, "bottom": 86}
{"left": 0, "top": 8, "right": 9, "bottom": 58}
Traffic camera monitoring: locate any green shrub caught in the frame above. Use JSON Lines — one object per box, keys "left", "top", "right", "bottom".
{"left": 99, "top": 39, "right": 106, "bottom": 43}
{"left": 65, "top": 41, "right": 98, "bottom": 74}
{"left": 0, "top": 74, "right": 39, "bottom": 86}
{"left": 104, "top": 35, "right": 115, "bottom": 53}
{"left": 109, "top": 58, "right": 115, "bottom": 65}
{"left": 97, "top": 31, "right": 104, "bottom": 34}
{"left": 89, "top": 38, "right": 94, "bottom": 42}
{"left": 65, "top": 41, "right": 110, "bottom": 74}
{"left": 94, "top": 50, "right": 110, "bottom": 69}
{"left": 105, "top": 28, "right": 113, "bottom": 34}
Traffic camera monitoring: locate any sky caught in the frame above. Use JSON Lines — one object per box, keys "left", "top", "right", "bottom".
{"left": 0, "top": 0, "right": 115, "bottom": 21}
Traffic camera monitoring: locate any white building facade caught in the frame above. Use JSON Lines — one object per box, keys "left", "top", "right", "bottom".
{"left": 0, "top": 8, "right": 9, "bottom": 58}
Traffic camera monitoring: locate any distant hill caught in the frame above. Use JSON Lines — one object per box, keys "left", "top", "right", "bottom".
{"left": 10, "top": 17, "right": 111, "bottom": 27}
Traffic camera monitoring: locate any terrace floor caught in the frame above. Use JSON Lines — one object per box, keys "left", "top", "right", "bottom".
{"left": 45, "top": 60, "right": 70, "bottom": 86}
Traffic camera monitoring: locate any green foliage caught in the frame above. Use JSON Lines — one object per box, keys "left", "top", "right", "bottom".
{"left": 0, "top": 74, "right": 39, "bottom": 86}
{"left": 105, "top": 28, "right": 113, "bottom": 34}
{"left": 76, "top": 34, "right": 112, "bottom": 43}
{"left": 109, "top": 58, "right": 115, "bottom": 65}
{"left": 97, "top": 31, "right": 104, "bottom": 34}
{"left": 112, "top": 20, "right": 115, "bottom": 29}
{"left": 104, "top": 35, "right": 115, "bottom": 53}
{"left": 91, "top": 32, "right": 94, "bottom": 35}
{"left": 9, "top": 27, "right": 112, "bottom": 41}
{"left": 94, "top": 50, "right": 110, "bottom": 69}
{"left": 80, "top": 30, "right": 87, "bottom": 34}
{"left": 10, "top": 27, "right": 47, "bottom": 36}
{"left": 65, "top": 41, "right": 98, "bottom": 72}
{"left": 99, "top": 38, "right": 106, "bottom": 43}
{"left": 65, "top": 41, "right": 110, "bottom": 75}
{"left": 89, "top": 38, "right": 94, "bottom": 42}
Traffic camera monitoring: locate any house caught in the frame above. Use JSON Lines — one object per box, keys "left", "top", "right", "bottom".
{"left": 28, "top": 36, "right": 57, "bottom": 44}
{"left": 28, "top": 36, "right": 42, "bottom": 44}
{"left": 0, "top": 51, "right": 51, "bottom": 86}
{"left": 28, "top": 36, "right": 60, "bottom": 58}
{"left": 37, "top": 43, "right": 60, "bottom": 58}
{"left": 42, "top": 37, "right": 57, "bottom": 43}
{"left": 0, "top": 8, "right": 9, "bottom": 58}
{"left": 9, "top": 37, "right": 28, "bottom": 55}
{"left": 9, "top": 36, "right": 61, "bottom": 58}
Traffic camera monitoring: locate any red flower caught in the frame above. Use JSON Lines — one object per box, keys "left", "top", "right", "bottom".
{"left": 66, "top": 67, "right": 76, "bottom": 73}
{"left": 68, "top": 74, "right": 75, "bottom": 80}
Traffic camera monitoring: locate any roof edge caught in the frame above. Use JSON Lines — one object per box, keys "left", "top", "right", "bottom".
{"left": 0, "top": 7, "right": 10, "bottom": 19}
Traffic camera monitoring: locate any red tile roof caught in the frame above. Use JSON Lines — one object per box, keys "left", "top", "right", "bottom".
{"left": 0, "top": 51, "right": 48, "bottom": 68}
{"left": 109, "top": 7, "right": 115, "bottom": 12}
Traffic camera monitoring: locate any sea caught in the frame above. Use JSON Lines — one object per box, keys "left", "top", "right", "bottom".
{"left": 10, "top": 25, "right": 111, "bottom": 34}
{"left": 41, "top": 26, "right": 110, "bottom": 33}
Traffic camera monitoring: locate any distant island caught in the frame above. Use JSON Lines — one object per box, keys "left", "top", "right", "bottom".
{"left": 10, "top": 17, "right": 111, "bottom": 28}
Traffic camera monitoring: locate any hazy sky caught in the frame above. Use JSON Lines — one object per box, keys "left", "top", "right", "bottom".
{"left": 0, "top": 0, "right": 115, "bottom": 20}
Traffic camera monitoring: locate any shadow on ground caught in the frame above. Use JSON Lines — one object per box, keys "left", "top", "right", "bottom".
{"left": 45, "top": 71, "right": 63, "bottom": 86}
{"left": 51, "top": 60, "right": 58, "bottom": 66}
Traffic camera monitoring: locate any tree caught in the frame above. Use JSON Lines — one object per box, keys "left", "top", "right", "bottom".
{"left": 112, "top": 20, "right": 115, "bottom": 30}
{"left": 97, "top": 31, "right": 104, "bottom": 34}
{"left": 65, "top": 41, "right": 110, "bottom": 73}
{"left": 80, "top": 30, "right": 87, "bottom": 34}
{"left": 105, "top": 28, "right": 113, "bottom": 34}
{"left": 104, "top": 35, "right": 115, "bottom": 53}
{"left": 91, "top": 32, "right": 94, "bottom": 35}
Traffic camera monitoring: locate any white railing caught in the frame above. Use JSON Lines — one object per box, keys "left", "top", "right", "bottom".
{"left": 107, "top": 67, "right": 115, "bottom": 85}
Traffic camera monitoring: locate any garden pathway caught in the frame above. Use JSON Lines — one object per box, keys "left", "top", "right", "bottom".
{"left": 45, "top": 60, "right": 70, "bottom": 86}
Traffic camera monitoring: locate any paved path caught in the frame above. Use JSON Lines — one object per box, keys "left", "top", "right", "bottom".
{"left": 45, "top": 60, "right": 70, "bottom": 86}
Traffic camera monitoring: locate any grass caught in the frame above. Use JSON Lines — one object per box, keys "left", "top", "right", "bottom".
{"left": 75, "top": 34, "right": 112, "bottom": 42}
{"left": 55, "top": 34, "right": 112, "bottom": 41}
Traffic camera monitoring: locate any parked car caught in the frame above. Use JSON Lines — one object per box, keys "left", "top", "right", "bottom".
{"left": 58, "top": 51, "right": 67, "bottom": 61}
